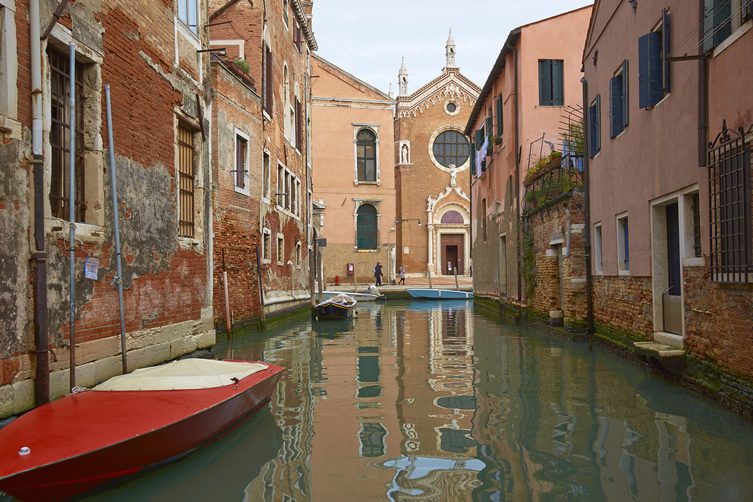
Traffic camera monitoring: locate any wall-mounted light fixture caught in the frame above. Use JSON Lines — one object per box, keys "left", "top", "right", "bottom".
{"left": 628, "top": 0, "right": 637, "bottom": 12}
{"left": 396, "top": 218, "right": 421, "bottom": 226}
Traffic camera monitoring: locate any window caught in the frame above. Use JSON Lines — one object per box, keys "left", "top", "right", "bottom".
{"left": 277, "top": 234, "right": 284, "bottom": 264}
{"left": 262, "top": 150, "right": 271, "bottom": 200}
{"left": 617, "top": 215, "right": 630, "bottom": 273}
{"left": 446, "top": 102, "right": 457, "bottom": 113}
{"left": 610, "top": 61, "right": 629, "bottom": 138}
{"left": 485, "top": 105, "right": 493, "bottom": 142}
{"left": 473, "top": 127, "right": 486, "bottom": 173}
{"left": 48, "top": 47, "right": 86, "bottom": 222}
{"left": 277, "top": 163, "right": 284, "bottom": 206}
{"left": 295, "top": 97, "right": 302, "bottom": 151}
{"left": 356, "top": 129, "right": 377, "bottom": 182}
{"left": 441, "top": 210, "right": 463, "bottom": 224}
{"left": 538, "top": 59, "right": 564, "bottom": 106}
{"left": 262, "top": 36, "right": 273, "bottom": 114}
{"left": 0, "top": 4, "right": 18, "bottom": 119}
{"left": 276, "top": 163, "right": 300, "bottom": 216}
{"left": 295, "top": 179, "right": 301, "bottom": 216}
{"left": 234, "top": 132, "right": 249, "bottom": 192}
{"left": 356, "top": 203, "right": 378, "bottom": 250}
{"left": 359, "top": 423, "right": 387, "bottom": 458}
{"left": 294, "top": 21, "right": 303, "bottom": 52}
{"left": 496, "top": 94, "right": 504, "bottom": 137}
{"left": 177, "top": 0, "right": 198, "bottom": 35}
{"left": 282, "top": 0, "right": 289, "bottom": 29}
{"left": 589, "top": 95, "right": 601, "bottom": 158}
{"left": 702, "top": 0, "right": 752, "bottom": 52}
{"left": 594, "top": 223, "right": 603, "bottom": 273}
{"left": 283, "top": 65, "right": 290, "bottom": 141}
{"left": 432, "top": 130, "right": 470, "bottom": 168}
{"left": 177, "top": 122, "right": 196, "bottom": 238}
{"left": 638, "top": 10, "right": 670, "bottom": 109}
{"left": 262, "top": 228, "right": 271, "bottom": 262}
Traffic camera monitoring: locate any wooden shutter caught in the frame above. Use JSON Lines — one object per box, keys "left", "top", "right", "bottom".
{"left": 589, "top": 96, "right": 601, "bottom": 158}
{"left": 662, "top": 10, "right": 671, "bottom": 94}
{"left": 496, "top": 94, "right": 503, "bottom": 136}
{"left": 622, "top": 60, "right": 629, "bottom": 129}
{"left": 639, "top": 32, "right": 663, "bottom": 108}
{"left": 610, "top": 75, "right": 622, "bottom": 138}
{"left": 538, "top": 60, "right": 551, "bottom": 105}
{"left": 552, "top": 60, "right": 564, "bottom": 105}
{"left": 265, "top": 46, "right": 273, "bottom": 113}
{"left": 295, "top": 98, "right": 302, "bottom": 150}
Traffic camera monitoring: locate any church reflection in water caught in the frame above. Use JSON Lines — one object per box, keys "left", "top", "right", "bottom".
{"left": 202, "top": 301, "right": 753, "bottom": 501}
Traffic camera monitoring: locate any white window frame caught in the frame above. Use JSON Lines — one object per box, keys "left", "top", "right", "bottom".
{"left": 0, "top": 0, "right": 19, "bottom": 124}
{"left": 233, "top": 128, "right": 250, "bottom": 196}
{"left": 283, "top": 63, "right": 291, "bottom": 142}
{"left": 594, "top": 222, "right": 603, "bottom": 274}
{"left": 282, "top": 0, "right": 290, "bottom": 30}
{"left": 616, "top": 213, "right": 630, "bottom": 275}
{"left": 262, "top": 227, "right": 271, "bottom": 263}
{"left": 295, "top": 240, "right": 301, "bottom": 265}
{"left": 276, "top": 233, "right": 284, "bottom": 265}
{"left": 275, "top": 161, "right": 301, "bottom": 220}
{"left": 177, "top": 0, "right": 199, "bottom": 37}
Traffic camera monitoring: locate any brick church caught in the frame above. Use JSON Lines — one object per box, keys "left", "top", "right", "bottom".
{"left": 395, "top": 32, "right": 480, "bottom": 279}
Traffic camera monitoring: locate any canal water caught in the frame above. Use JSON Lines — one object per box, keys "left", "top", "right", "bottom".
{"left": 78, "top": 301, "right": 753, "bottom": 500}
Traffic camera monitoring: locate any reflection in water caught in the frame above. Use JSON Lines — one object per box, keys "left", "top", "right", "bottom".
{"left": 74, "top": 301, "right": 753, "bottom": 501}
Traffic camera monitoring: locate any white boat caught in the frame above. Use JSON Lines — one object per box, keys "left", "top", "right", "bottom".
{"left": 318, "top": 289, "right": 385, "bottom": 302}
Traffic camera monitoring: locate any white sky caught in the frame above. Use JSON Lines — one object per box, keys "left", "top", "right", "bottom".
{"left": 311, "top": 0, "right": 593, "bottom": 94}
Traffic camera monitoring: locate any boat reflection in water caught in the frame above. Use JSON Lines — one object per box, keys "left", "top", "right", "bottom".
{"left": 66, "top": 301, "right": 753, "bottom": 500}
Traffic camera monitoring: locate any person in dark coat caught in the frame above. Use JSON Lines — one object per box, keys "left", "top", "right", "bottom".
{"left": 374, "top": 262, "right": 384, "bottom": 286}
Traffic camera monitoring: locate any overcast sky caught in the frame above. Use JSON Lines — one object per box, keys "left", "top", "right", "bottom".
{"left": 311, "top": 1, "right": 593, "bottom": 94}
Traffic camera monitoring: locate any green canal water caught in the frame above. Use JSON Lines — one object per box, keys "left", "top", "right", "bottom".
{"left": 76, "top": 302, "right": 753, "bottom": 500}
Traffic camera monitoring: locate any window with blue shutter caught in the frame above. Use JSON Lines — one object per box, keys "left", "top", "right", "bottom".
{"left": 638, "top": 32, "right": 663, "bottom": 108}
{"left": 662, "top": 10, "right": 671, "bottom": 95}
{"left": 538, "top": 60, "right": 564, "bottom": 106}
{"left": 610, "top": 61, "right": 629, "bottom": 138}
{"left": 589, "top": 95, "right": 601, "bottom": 158}
{"left": 485, "top": 106, "right": 493, "bottom": 144}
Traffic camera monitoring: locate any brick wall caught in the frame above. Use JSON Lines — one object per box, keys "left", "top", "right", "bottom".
{"left": 593, "top": 275, "right": 653, "bottom": 339}
{"left": 684, "top": 258, "right": 753, "bottom": 380}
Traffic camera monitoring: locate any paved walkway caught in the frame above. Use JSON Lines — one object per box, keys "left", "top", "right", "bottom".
{"left": 321, "top": 275, "right": 473, "bottom": 293}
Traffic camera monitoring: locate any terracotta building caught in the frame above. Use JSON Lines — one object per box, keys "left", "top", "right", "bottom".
{"left": 209, "top": 0, "right": 317, "bottom": 319}
{"left": 0, "top": 0, "right": 215, "bottom": 417}
{"left": 583, "top": 0, "right": 753, "bottom": 410}
{"left": 311, "top": 55, "right": 396, "bottom": 285}
{"left": 394, "top": 34, "right": 480, "bottom": 280}
{"left": 465, "top": 5, "right": 592, "bottom": 317}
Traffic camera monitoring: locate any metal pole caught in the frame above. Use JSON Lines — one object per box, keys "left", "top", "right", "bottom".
{"left": 68, "top": 44, "right": 76, "bottom": 392}
{"left": 581, "top": 77, "right": 595, "bottom": 348}
{"left": 105, "top": 85, "right": 128, "bottom": 374}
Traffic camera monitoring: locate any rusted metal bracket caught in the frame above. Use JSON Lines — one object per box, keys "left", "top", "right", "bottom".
{"left": 41, "top": 0, "right": 71, "bottom": 41}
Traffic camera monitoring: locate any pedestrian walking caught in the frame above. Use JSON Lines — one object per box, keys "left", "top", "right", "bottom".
{"left": 398, "top": 265, "right": 406, "bottom": 285}
{"left": 374, "top": 262, "right": 384, "bottom": 286}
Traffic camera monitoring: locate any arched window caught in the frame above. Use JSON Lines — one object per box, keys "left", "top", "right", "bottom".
{"left": 356, "top": 129, "right": 377, "bottom": 182}
{"left": 357, "top": 204, "right": 378, "bottom": 250}
{"left": 432, "top": 130, "right": 470, "bottom": 168}
{"left": 441, "top": 210, "right": 464, "bottom": 224}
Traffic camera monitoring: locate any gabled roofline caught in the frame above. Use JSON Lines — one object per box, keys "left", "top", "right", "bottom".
{"left": 398, "top": 69, "right": 481, "bottom": 105}
{"left": 313, "top": 54, "right": 393, "bottom": 101}
{"left": 464, "top": 3, "right": 592, "bottom": 136}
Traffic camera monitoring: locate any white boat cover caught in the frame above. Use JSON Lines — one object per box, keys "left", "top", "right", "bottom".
{"left": 93, "top": 359, "right": 268, "bottom": 391}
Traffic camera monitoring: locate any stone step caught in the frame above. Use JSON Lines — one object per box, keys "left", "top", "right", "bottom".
{"left": 634, "top": 341, "right": 686, "bottom": 359}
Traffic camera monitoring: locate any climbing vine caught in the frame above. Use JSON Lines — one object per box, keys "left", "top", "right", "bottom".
{"left": 522, "top": 220, "right": 536, "bottom": 301}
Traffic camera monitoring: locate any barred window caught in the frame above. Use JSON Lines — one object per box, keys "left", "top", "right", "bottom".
{"left": 49, "top": 47, "right": 86, "bottom": 222}
{"left": 177, "top": 123, "right": 196, "bottom": 238}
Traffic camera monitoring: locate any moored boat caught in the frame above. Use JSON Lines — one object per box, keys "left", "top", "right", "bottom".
{"left": 313, "top": 293, "right": 357, "bottom": 320}
{"left": 0, "top": 359, "right": 283, "bottom": 501}
{"left": 406, "top": 288, "right": 474, "bottom": 300}
{"left": 317, "top": 290, "right": 385, "bottom": 302}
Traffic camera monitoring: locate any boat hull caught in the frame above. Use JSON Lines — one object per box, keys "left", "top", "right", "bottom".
{"left": 0, "top": 364, "right": 283, "bottom": 501}
{"left": 405, "top": 289, "right": 474, "bottom": 299}
{"left": 318, "top": 291, "right": 384, "bottom": 302}
{"left": 313, "top": 301, "right": 354, "bottom": 320}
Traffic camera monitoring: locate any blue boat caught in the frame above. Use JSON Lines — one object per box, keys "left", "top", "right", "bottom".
{"left": 313, "top": 294, "right": 357, "bottom": 321}
{"left": 405, "top": 289, "right": 473, "bottom": 300}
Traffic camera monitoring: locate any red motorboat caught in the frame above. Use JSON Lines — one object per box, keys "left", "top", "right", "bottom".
{"left": 0, "top": 359, "right": 283, "bottom": 501}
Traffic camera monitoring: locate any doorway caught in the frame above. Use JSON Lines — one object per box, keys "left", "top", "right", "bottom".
{"left": 663, "top": 203, "right": 682, "bottom": 334}
{"left": 440, "top": 234, "right": 464, "bottom": 275}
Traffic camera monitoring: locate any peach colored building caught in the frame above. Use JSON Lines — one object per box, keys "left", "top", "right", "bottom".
{"left": 395, "top": 35, "right": 480, "bottom": 279}
{"left": 583, "top": 1, "right": 753, "bottom": 411}
{"left": 311, "top": 55, "right": 397, "bottom": 284}
{"left": 465, "top": 6, "right": 592, "bottom": 302}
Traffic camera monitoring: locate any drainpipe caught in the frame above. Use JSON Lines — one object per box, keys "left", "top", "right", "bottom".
{"left": 30, "top": 0, "right": 50, "bottom": 405}
{"left": 698, "top": 0, "right": 709, "bottom": 168}
{"left": 513, "top": 46, "right": 522, "bottom": 304}
{"left": 581, "top": 77, "right": 595, "bottom": 345}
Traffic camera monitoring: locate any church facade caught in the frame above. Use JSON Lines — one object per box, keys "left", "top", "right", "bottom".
{"left": 394, "top": 34, "right": 480, "bottom": 279}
